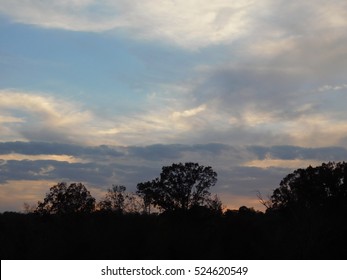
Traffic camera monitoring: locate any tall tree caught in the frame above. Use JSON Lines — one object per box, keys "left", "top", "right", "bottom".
{"left": 36, "top": 182, "right": 95, "bottom": 214}
{"left": 97, "top": 185, "right": 126, "bottom": 213}
{"left": 97, "top": 185, "right": 144, "bottom": 214}
{"left": 269, "top": 162, "right": 347, "bottom": 213}
{"left": 137, "top": 162, "right": 218, "bottom": 212}
{"left": 136, "top": 180, "right": 156, "bottom": 214}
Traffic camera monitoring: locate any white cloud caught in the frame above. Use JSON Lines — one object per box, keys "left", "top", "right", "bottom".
{"left": 0, "top": 154, "right": 85, "bottom": 163}
{"left": 1, "top": 1, "right": 347, "bottom": 53}
{"left": 0, "top": 0, "right": 268, "bottom": 49}
{"left": 0, "top": 89, "right": 96, "bottom": 143}
{"left": 243, "top": 158, "right": 323, "bottom": 169}
{"left": 0, "top": 88, "right": 195, "bottom": 145}
{"left": 0, "top": 90, "right": 92, "bottom": 125}
{"left": 1, "top": 0, "right": 347, "bottom": 147}
{"left": 172, "top": 104, "right": 207, "bottom": 118}
{"left": 247, "top": 37, "right": 297, "bottom": 58}
{"left": 29, "top": 165, "right": 55, "bottom": 177}
{"left": 284, "top": 115, "right": 347, "bottom": 147}
{"left": 0, "top": 89, "right": 210, "bottom": 146}
{"left": 317, "top": 84, "right": 347, "bottom": 92}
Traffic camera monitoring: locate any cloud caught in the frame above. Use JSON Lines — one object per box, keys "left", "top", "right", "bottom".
{"left": 0, "top": 141, "right": 123, "bottom": 158}
{"left": 2, "top": 77, "right": 347, "bottom": 150}
{"left": 127, "top": 143, "right": 230, "bottom": 161}
{"left": 0, "top": 154, "right": 81, "bottom": 163}
{"left": 0, "top": 90, "right": 97, "bottom": 143}
{"left": 29, "top": 165, "right": 55, "bottom": 177}
{"left": 248, "top": 145, "right": 347, "bottom": 161}
{"left": 244, "top": 145, "right": 347, "bottom": 169}
{"left": 1, "top": 1, "right": 347, "bottom": 52}
{"left": 244, "top": 159, "right": 324, "bottom": 169}
{"left": 0, "top": 0, "right": 268, "bottom": 49}
{"left": 172, "top": 104, "right": 207, "bottom": 118}
{"left": 0, "top": 115, "right": 25, "bottom": 123}
{"left": 318, "top": 84, "right": 347, "bottom": 92}
{"left": 2, "top": 2, "right": 347, "bottom": 148}
{"left": 0, "top": 89, "right": 210, "bottom": 146}
{"left": 177, "top": 18, "right": 347, "bottom": 146}
{"left": 0, "top": 159, "right": 114, "bottom": 185}
{"left": 1, "top": 141, "right": 346, "bottom": 185}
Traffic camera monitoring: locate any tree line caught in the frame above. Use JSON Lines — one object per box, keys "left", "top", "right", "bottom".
{"left": 34, "top": 162, "right": 222, "bottom": 215}
{"left": 2, "top": 161, "right": 347, "bottom": 259}
{"left": 33, "top": 161, "right": 347, "bottom": 216}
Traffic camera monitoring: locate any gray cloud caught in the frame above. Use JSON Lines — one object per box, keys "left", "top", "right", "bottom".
{"left": 217, "top": 166, "right": 290, "bottom": 196}
{"left": 248, "top": 146, "right": 347, "bottom": 161}
{"left": 193, "top": 56, "right": 347, "bottom": 125}
{"left": 2, "top": 141, "right": 346, "bottom": 163}
{"left": 0, "top": 160, "right": 109, "bottom": 185}
{"left": 127, "top": 143, "right": 231, "bottom": 161}
{"left": 0, "top": 156, "right": 277, "bottom": 204}
{"left": 0, "top": 141, "right": 124, "bottom": 157}
{"left": 1, "top": 142, "right": 346, "bottom": 198}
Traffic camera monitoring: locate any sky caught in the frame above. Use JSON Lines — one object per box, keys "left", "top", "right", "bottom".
{"left": 1, "top": 0, "right": 347, "bottom": 212}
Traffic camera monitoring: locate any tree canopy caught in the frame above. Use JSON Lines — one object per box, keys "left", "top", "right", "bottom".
{"left": 137, "top": 162, "right": 218, "bottom": 212}
{"left": 97, "top": 185, "right": 126, "bottom": 213}
{"left": 269, "top": 162, "right": 347, "bottom": 213}
{"left": 36, "top": 182, "right": 95, "bottom": 215}
{"left": 97, "top": 185, "right": 144, "bottom": 213}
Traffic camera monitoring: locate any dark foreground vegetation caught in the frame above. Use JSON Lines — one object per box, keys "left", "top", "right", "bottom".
{"left": 1, "top": 162, "right": 347, "bottom": 259}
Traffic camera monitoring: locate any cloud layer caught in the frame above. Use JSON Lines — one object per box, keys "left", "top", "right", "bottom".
{"left": 2, "top": 84, "right": 347, "bottom": 149}
{"left": 2, "top": 2, "right": 347, "bottom": 149}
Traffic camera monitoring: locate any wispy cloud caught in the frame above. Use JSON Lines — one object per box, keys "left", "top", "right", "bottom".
{"left": 172, "top": 104, "right": 207, "bottom": 118}
{"left": 0, "top": 0, "right": 269, "bottom": 49}
{"left": 0, "top": 154, "right": 84, "bottom": 163}
{"left": 0, "top": 90, "right": 95, "bottom": 143}
{"left": 2, "top": 2, "right": 347, "bottom": 148}
{"left": 2, "top": 1, "right": 347, "bottom": 52}
{"left": 2, "top": 71, "right": 347, "bottom": 149}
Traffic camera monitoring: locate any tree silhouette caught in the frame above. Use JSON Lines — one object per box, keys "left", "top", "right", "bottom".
{"left": 98, "top": 185, "right": 126, "bottom": 213}
{"left": 269, "top": 162, "right": 347, "bottom": 213}
{"left": 36, "top": 182, "right": 95, "bottom": 215}
{"left": 136, "top": 180, "right": 156, "bottom": 214}
{"left": 97, "top": 185, "right": 144, "bottom": 213}
{"left": 137, "top": 162, "right": 217, "bottom": 212}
